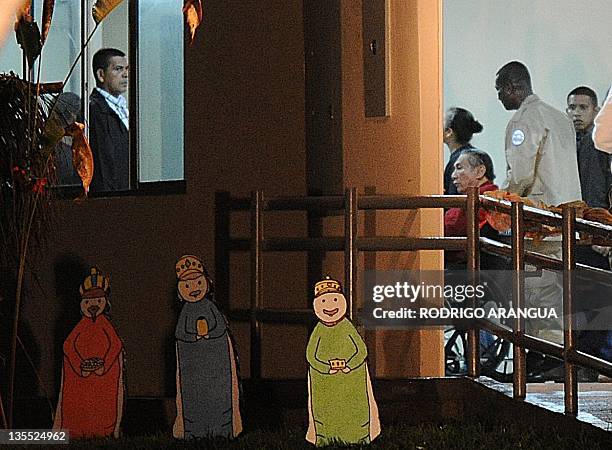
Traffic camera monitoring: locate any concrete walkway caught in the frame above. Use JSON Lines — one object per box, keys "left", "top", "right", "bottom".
{"left": 525, "top": 382, "right": 612, "bottom": 432}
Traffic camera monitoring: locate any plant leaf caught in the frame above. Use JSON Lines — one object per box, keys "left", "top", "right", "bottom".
{"left": 16, "top": 0, "right": 32, "bottom": 22}
{"left": 183, "top": 0, "right": 203, "bottom": 44}
{"left": 15, "top": 16, "right": 41, "bottom": 68}
{"left": 92, "top": 0, "right": 125, "bottom": 24}
{"left": 42, "top": 114, "right": 66, "bottom": 149}
{"left": 14, "top": 77, "right": 62, "bottom": 93}
{"left": 41, "top": 0, "right": 55, "bottom": 44}
{"left": 65, "top": 122, "right": 94, "bottom": 198}
{"left": 44, "top": 91, "right": 80, "bottom": 149}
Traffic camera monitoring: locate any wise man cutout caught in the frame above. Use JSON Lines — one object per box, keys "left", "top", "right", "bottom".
{"left": 173, "top": 255, "right": 242, "bottom": 439}
{"left": 306, "top": 276, "right": 380, "bottom": 446}
{"left": 53, "top": 267, "right": 125, "bottom": 438}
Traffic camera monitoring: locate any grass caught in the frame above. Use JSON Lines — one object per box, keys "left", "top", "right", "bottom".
{"left": 5, "top": 421, "right": 609, "bottom": 449}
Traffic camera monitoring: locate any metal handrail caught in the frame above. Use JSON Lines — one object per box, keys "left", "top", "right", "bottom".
{"left": 215, "top": 188, "right": 612, "bottom": 417}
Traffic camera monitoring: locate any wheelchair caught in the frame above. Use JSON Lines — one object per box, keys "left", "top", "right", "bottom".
{"left": 444, "top": 254, "right": 513, "bottom": 381}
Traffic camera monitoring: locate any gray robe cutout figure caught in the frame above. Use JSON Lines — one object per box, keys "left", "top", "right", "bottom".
{"left": 173, "top": 255, "right": 242, "bottom": 439}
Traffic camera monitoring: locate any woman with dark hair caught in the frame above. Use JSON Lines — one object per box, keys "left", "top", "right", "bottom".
{"left": 443, "top": 107, "right": 484, "bottom": 195}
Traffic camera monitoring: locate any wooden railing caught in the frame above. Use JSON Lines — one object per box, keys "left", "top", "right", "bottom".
{"left": 215, "top": 188, "right": 612, "bottom": 416}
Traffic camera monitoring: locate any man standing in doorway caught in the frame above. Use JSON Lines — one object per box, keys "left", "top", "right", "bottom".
{"left": 89, "top": 48, "right": 129, "bottom": 192}
{"left": 495, "top": 61, "right": 581, "bottom": 349}
{"left": 566, "top": 86, "right": 611, "bottom": 211}
{"left": 567, "top": 86, "right": 612, "bottom": 372}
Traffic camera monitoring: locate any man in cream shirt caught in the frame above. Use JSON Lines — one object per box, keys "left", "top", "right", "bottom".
{"left": 495, "top": 61, "right": 582, "bottom": 349}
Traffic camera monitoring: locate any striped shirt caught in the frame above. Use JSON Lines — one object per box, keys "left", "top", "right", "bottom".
{"left": 95, "top": 87, "right": 129, "bottom": 130}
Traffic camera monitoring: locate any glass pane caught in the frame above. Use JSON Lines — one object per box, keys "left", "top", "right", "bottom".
{"left": 86, "top": 0, "right": 130, "bottom": 192}
{"left": 138, "top": 0, "right": 184, "bottom": 182}
{"left": 0, "top": 28, "right": 23, "bottom": 77}
{"left": 33, "top": 1, "right": 83, "bottom": 186}
{"left": 33, "top": 1, "right": 81, "bottom": 91}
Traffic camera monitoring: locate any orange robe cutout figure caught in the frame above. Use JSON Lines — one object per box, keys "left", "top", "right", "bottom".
{"left": 53, "top": 267, "right": 125, "bottom": 438}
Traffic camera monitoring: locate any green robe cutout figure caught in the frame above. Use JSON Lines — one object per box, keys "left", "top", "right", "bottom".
{"left": 306, "top": 277, "right": 380, "bottom": 446}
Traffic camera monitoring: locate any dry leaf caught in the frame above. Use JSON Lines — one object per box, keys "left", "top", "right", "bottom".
{"left": 16, "top": 0, "right": 32, "bottom": 22}
{"left": 41, "top": 0, "right": 55, "bottom": 44}
{"left": 92, "top": 0, "right": 124, "bottom": 24}
{"left": 483, "top": 190, "right": 549, "bottom": 232}
{"left": 485, "top": 211, "right": 511, "bottom": 233}
{"left": 15, "top": 16, "right": 41, "bottom": 68}
{"left": 583, "top": 207, "right": 612, "bottom": 225}
{"left": 183, "top": 0, "right": 203, "bottom": 44}
{"left": 65, "top": 122, "right": 94, "bottom": 198}
{"left": 481, "top": 191, "right": 612, "bottom": 243}
{"left": 483, "top": 190, "right": 523, "bottom": 232}
{"left": 547, "top": 200, "right": 588, "bottom": 217}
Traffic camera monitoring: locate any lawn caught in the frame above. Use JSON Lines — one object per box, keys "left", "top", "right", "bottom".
{"left": 5, "top": 421, "right": 609, "bottom": 449}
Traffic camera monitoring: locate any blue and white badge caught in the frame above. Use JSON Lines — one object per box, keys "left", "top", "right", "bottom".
{"left": 511, "top": 129, "right": 525, "bottom": 146}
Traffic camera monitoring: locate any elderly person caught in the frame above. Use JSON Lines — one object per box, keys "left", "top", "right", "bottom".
{"left": 444, "top": 148, "right": 498, "bottom": 241}
{"left": 443, "top": 149, "right": 505, "bottom": 373}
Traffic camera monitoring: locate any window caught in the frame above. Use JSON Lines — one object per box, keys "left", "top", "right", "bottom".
{"left": 137, "top": 0, "right": 184, "bottom": 183}
{"left": 0, "top": 0, "right": 185, "bottom": 195}
{"left": 443, "top": 0, "right": 612, "bottom": 185}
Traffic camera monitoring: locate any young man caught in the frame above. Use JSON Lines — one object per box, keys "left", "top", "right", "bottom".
{"left": 89, "top": 48, "right": 129, "bottom": 192}
{"left": 566, "top": 86, "right": 611, "bottom": 209}
{"left": 567, "top": 87, "right": 612, "bottom": 374}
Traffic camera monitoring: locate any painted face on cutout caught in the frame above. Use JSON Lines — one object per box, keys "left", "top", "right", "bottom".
{"left": 313, "top": 292, "right": 347, "bottom": 324}
{"left": 80, "top": 296, "right": 107, "bottom": 321}
{"left": 178, "top": 273, "right": 209, "bottom": 303}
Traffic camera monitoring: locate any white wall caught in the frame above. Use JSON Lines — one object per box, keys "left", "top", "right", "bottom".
{"left": 444, "top": 0, "right": 612, "bottom": 186}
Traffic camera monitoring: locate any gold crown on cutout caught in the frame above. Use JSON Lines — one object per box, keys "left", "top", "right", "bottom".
{"left": 314, "top": 276, "right": 343, "bottom": 298}
{"left": 176, "top": 254, "right": 204, "bottom": 280}
{"left": 79, "top": 267, "right": 110, "bottom": 296}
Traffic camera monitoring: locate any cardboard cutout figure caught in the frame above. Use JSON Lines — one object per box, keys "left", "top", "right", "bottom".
{"left": 53, "top": 267, "right": 125, "bottom": 438}
{"left": 306, "top": 277, "right": 380, "bottom": 446}
{"left": 173, "top": 255, "right": 242, "bottom": 439}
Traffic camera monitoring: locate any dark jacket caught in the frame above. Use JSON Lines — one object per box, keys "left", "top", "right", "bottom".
{"left": 577, "top": 128, "right": 612, "bottom": 208}
{"left": 89, "top": 89, "right": 129, "bottom": 192}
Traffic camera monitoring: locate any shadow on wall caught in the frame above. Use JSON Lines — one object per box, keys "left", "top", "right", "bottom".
{"left": 1, "top": 268, "right": 44, "bottom": 424}
{"left": 165, "top": 282, "right": 183, "bottom": 396}
{"left": 52, "top": 255, "right": 89, "bottom": 401}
